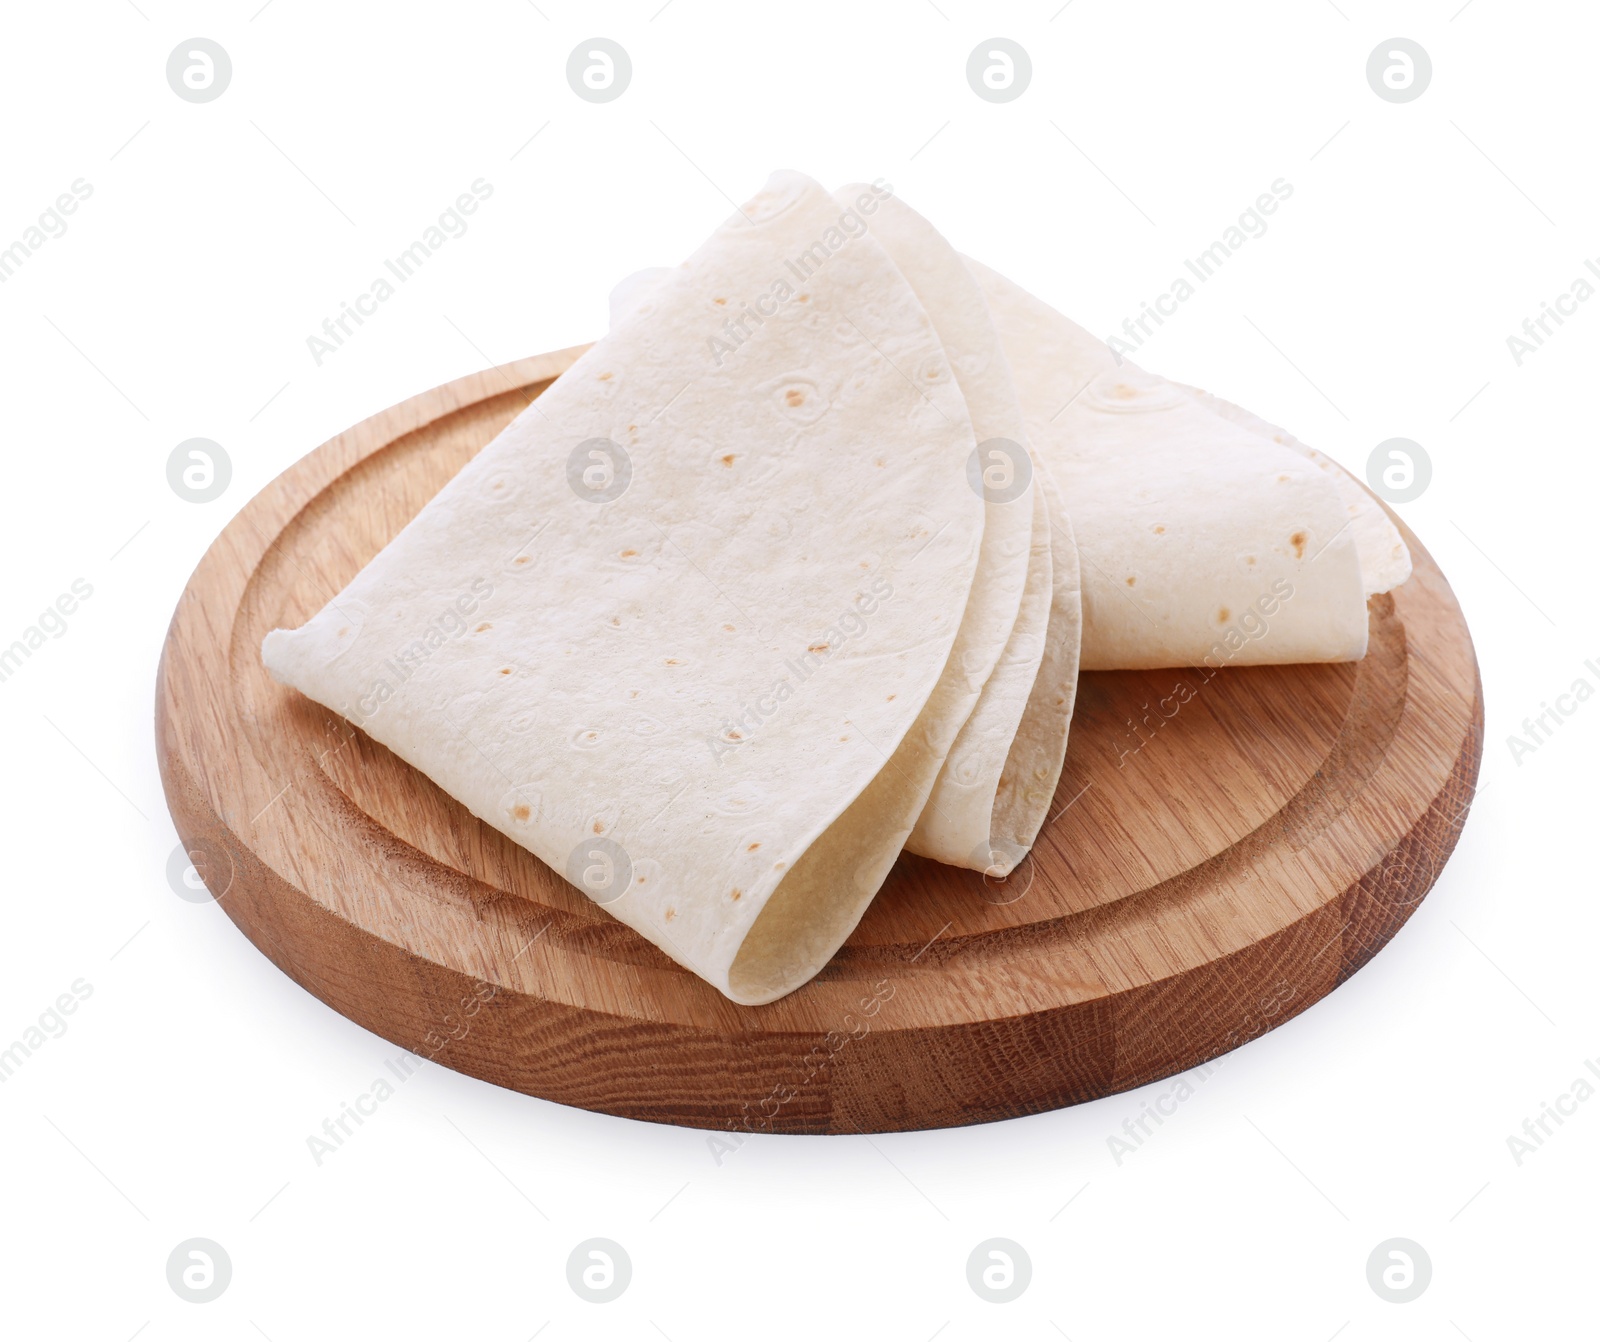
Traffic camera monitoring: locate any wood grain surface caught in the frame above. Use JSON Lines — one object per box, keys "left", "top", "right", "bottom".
{"left": 155, "top": 345, "right": 1483, "bottom": 1134}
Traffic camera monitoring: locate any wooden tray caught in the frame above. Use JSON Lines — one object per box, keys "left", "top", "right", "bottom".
{"left": 156, "top": 346, "right": 1482, "bottom": 1134}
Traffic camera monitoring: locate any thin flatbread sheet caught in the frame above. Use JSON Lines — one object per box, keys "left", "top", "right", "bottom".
{"left": 264, "top": 171, "right": 986, "bottom": 1004}
{"left": 967, "top": 257, "right": 1408, "bottom": 670}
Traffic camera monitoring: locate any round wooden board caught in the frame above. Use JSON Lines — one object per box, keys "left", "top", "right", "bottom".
{"left": 156, "top": 346, "right": 1483, "bottom": 1135}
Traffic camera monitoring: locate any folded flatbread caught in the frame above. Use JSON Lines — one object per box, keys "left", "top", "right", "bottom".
{"left": 967, "top": 258, "right": 1410, "bottom": 670}
{"left": 264, "top": 170, "right": 994, "bottom": 1004}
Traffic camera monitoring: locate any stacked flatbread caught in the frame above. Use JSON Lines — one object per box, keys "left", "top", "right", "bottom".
{"left": 264, "top": 171, "right": 1409, "bottom": 1004}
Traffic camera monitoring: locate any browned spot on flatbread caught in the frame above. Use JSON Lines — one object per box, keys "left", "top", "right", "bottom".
{"left": 1290, "top": 530, "right": 1307, "bottom": 559}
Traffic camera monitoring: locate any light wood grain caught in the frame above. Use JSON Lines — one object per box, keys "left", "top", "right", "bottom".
{"left": 155, "top": 346, "right": 1482, "bottom": 1133}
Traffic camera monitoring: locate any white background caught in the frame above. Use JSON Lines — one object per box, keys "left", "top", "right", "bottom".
{"left": 1, "top": 1, "right": 1595, "bottom": 1338}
